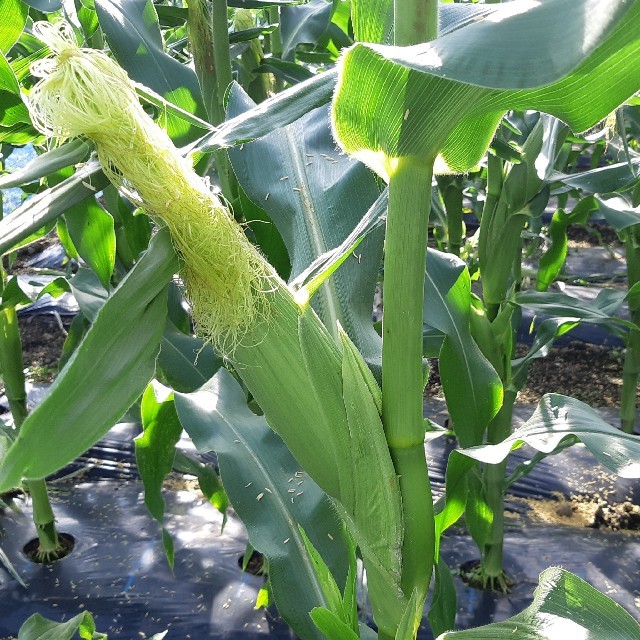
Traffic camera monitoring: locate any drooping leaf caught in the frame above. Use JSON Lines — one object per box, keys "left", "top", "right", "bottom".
{"left": 193, "top": 71, "right": 337, "bottom": 153}
{"left": 424, "top": 249, "right": 502, "bottom": 447}
{"left": 18, "top": 612, "right": 106, "bottom": 640}
{"left": 174, "top": 368, "right": 349, "bottom": 640}
{"left": 0, "top": 140, "right": 92, "bottom": 189}
{"left": 136, "top": 381, "right": 184, "bottom": 568}
{"left": 437, "top": 567, "right": 640, "bottom": 639}
{"left": 332, "top": 0, "right": 640, "bottom": 179}
{"left": 0, "top": 229, "right": 178, "bottom": 491}
{"left": 460, "top": 394, "right": 640, "bottom": 479}
{"left": 597, "top": 194, "right": 640, "bottom": 233}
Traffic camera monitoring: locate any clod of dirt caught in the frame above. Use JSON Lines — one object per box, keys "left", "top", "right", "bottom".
{"left": 592, "top": 501, "right": 640, "bottom": 531}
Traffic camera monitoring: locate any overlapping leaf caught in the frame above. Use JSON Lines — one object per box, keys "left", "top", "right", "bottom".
{"left": 0, "top": 230, "right": 178, "bottom": 491}
{"left": 332, "top": 0, "right": 640, "bottom": 179}
{"left": 424, "top": 249, "right": 502, "bottom": 447}
{"left": 228, "top": 86, "right": 384, "bottom": 370}
{"left": 174, "top": 368, "right": 349, "bottom": 640}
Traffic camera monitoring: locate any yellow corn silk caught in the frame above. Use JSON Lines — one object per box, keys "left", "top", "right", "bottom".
{"left": 27, "top": 21, "right": 407, "bottom": 633}
{"left": 29, "top": 20, "right": 269, "bottom": 356}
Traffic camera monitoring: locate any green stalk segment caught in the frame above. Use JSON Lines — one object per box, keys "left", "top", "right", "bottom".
{"left": 188, "top": 0, "right": 236, "bottom": 200}
{"left": 383, "top": 156, "right": 435, "bottom": 602}
{"left": 479, "top": 389, "right": 516, "bottom": 591}
{"left": 0, "top": 305, "right": 64, "bottom": 562}
{"left": 394, "top": 0, "right": 438, "bottom": 45}
{"left": 621, "top": 226, "right": 640, "bottom": 434}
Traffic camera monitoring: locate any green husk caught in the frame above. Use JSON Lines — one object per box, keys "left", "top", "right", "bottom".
{"left": 28, "top": 21, "right": 270, "bottom": 355}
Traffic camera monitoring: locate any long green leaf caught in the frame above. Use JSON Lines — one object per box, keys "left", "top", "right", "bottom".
{"left": 0, "top": 0, "right": 28, "bottom": 54}
{"left": 0, "top": 140, "right": 91, "bottom": 189}
{"left": 332, "top": 0, "right": 640, "bottom": 178}
{"left": 0, "top": 229, "right": 178, "bottom": 491}
{"left": 174, "top": 368, "right": 349, "bottom": 640}
{"left": 425, "top": 249, "right": 502, "bottom": 447}
{"left": 437, "top": 567, "right": 640, "bottom": 639}
{"left": 228, "top": 87, "right": 384, "bottom": 371}
{"left": 459, "top": 393, "right": 640, "bottom": 479}
{"left": 0, "top": 160, "right": 109, "bottom": 255}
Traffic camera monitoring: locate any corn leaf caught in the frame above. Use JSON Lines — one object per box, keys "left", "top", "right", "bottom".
{"left": 424, "top": 249, "right": 502, "bottom": 447}
{"left": 18, "top": 612, "right": 106, "bottom": 640}
{"left": 459, "top": 394, "right": 640, "bottom": 479}
{"left": 173, "top": 368, "right": 349, "bottom": 640}
{"left": 232, "top": 288, "right": 405, "bottom": 630}
{"left": 0, "top": 160, "right": 109, "bottom": 255}
{"left": 228, "top": 86, "right": 384, "bottom": 372}
{"left": 437, "top": 567, "right": 640, "bottom": 639}
{"left": 310, "top": 610, "right": 360, "bottom": 640}
{"left": 95, "top": 0, "right": 206, "bottom": 145}
{"left": 135, "top": 381, "right": 184, "bottom": 569}
{"left": 0, "top": 140, "right": 91, "bottom": 189}
{"left": 0, "top": 229, "right": 178, "bottom": 491}
{"left": 332, "top": 0, "right": 640, "bottom": 179}
{"left": 65, "top": 198, "right": 116, "bottom": 291}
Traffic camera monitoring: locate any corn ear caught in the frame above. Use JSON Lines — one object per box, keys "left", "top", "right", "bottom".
{"left": 27, "top": 21, "right": 406, "bottom": 633}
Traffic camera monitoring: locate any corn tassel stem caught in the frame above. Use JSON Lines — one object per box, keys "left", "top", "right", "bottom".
{"left": 394, "top": 0, "right": 438, "bottom": 45}
{"left": 382, "top": 157, "right": 435, "bottom": 602}
{"left": 621, "top": 226, "right": 640, "bottom": 434}
{"left": 0, "top": 305, "right": 62, "bottom": 558}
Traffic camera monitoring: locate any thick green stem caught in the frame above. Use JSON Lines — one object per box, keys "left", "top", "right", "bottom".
{"left": 621, "top": 226, "right": 640, "bottom": 434}
{"left": 382, "top": 157, "right": 435, "bottom": 602}
{"left": 436, "top": 175, "right": 464, "bottom": 257}
{"left": 0, "top": 305, "right": 62, "bottom": 558}
{"left": 394, "top": 0, "right": 438, "bottom": 45}
{"left": 25, "top": 478, "right": 61, "bottom": 557}
{"left": 481, "top": 390, "right": 515, "bottom": 586}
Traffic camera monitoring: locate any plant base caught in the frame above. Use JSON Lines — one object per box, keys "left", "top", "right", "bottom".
{"left": 23, "top": 532, "right": 75, "bottom": 564}
{"left": 460, "top": 559, "right": 514, "bottom": 593}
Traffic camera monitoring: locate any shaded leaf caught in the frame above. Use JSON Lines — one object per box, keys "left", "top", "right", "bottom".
{"left": 136, "top": 381, "right": 183, "bottom": 568}
{"left": 0, "top": 160, "right": 109, "bottom": 256}
{"left": 174, "top": 368, "right": 349, "bottom": 640}
{"left": 228, "top": 86, "right": 383, "bottom": 371}
{"left": 424, "top": 249, "right": 502, "bottom": 447}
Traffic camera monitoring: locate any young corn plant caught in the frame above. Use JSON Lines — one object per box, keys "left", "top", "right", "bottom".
{"left": 1, "top": 2, "right": 640, "bottom": 640}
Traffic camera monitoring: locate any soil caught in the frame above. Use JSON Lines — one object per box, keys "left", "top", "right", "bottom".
{"left": 17, "top": 315, "right": 67, "bottom": 383}
{"left": 425, "top": 341, "right": 636, "bottom": 408}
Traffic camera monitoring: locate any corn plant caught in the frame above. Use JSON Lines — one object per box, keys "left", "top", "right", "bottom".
{"left": 1, "top": 2, "right": 640, "bottom": 640}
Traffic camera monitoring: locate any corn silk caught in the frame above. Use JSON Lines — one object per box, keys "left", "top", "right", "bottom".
{"left": 28, "top": 20, "right": 271, "bottom": 355}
